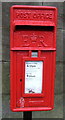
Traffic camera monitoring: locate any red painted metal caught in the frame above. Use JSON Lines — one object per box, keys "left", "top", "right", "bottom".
{"left": 10, "top": 5, "right": 57, "bottom": 111}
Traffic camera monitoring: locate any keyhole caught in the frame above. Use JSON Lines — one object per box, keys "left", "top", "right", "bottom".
{"left": 20, "top": 79, "right": 22, "bottom": 82}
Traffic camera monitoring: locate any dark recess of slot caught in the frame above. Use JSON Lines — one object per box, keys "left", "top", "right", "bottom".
{"left": 15, "top": 25, "right": 54, "bottom": 31}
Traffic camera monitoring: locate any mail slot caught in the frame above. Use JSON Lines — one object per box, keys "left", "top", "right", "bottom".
{"left": 10, "top": 5, "right": 57, "bottom": 111}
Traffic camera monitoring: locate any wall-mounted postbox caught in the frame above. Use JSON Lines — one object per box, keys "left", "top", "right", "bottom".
{"left": 10, "top": 5, "right": 57, "bottom": 111}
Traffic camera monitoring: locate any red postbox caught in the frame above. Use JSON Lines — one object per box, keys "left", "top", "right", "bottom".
{"left": 10, "top": 5, "right": 57, "bottom": 111}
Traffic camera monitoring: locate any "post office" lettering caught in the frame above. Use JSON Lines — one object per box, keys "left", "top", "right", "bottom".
{"left": 15, "top": 11, "right": 53, "bottom": 20}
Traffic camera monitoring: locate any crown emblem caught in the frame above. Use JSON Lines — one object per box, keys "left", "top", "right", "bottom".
{"left": 30, "top": 33, "right": 37, "bottom": 41}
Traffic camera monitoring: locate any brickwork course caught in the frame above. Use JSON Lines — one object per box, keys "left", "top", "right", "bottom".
{"left": 1, "top": 2, "right": 64, "bottom": 119}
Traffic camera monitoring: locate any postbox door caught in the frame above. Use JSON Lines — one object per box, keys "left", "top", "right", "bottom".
{"left": 14, "top": 50, "right": 55, "bottom": 108}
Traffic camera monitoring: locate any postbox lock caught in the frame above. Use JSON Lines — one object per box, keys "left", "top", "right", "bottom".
{"left": 20, "top": 79, "right": 22, "bottom": 82}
